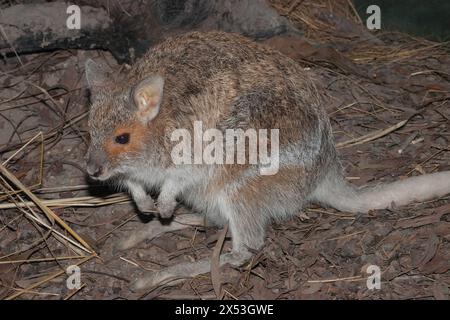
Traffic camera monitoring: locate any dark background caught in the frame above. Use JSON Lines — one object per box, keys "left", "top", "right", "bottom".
{"left": 354, "top": 0, "right": 450, "bottom": 41}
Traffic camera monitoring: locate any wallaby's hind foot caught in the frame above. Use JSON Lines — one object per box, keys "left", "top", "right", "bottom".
{"left": 116, "top": 214, "right": 204, "bottom": 251}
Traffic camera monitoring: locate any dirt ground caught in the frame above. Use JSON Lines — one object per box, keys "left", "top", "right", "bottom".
{"left": 1, "top": 1, "right": 450, "bottom": 300}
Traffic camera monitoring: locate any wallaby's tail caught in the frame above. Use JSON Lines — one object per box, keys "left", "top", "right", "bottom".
{"left": 311, "top": 166, "right": 450, "bottom": 213}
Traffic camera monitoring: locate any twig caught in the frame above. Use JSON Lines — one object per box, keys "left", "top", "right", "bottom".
{"left": 0, "top": 162, "right": 94, "bottom": 253}
{"left": 211, "top": 223, "right": 228, "bottom": 299}
{"left": 307, "top": 275, "right": 364, "bottom": 283}
{"left": 0, "top": 194, "right": 131, "bottom": 209}
{"left": 0, "top": 255, "right": 88, "bottom": 265}
{"left": 337, "top": 119, "right": 409, "bottom": 148}
{"left": 5, "top": 255, "right": 95, "bottom": 300}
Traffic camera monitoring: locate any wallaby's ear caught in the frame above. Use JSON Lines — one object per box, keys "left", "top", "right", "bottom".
{"left": 132, "top": 75, "right": 164, "bottom": 124}
{"left": 85, "top": 59, "right": 110, "bottom": 96}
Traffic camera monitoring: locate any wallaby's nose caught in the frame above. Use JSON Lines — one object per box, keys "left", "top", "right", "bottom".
{"left": 90, "top": 166, "right": 103, "bottom": 178}
{"left": 86, "top": 162, "right": 103, "bottom": 178}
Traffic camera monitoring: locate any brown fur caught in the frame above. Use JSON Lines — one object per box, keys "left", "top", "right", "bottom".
{"left": 104, "top": 122, "right": 148, "bottom": 163}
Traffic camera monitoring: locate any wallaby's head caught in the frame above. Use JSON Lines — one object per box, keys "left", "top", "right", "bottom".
{"left": 85, "top": 59, "right": 165, "bottom": 181}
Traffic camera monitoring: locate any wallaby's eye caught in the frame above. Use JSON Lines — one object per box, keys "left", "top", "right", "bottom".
{"left": 115, "top": 133, "right": 130, "bottom": 144}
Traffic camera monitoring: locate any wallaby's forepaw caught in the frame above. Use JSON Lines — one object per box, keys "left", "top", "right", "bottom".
{"left": 157, "top": 198, "right": 177, "bottom": 219}
{"left": 135, "top": 197, "right": 157, "bottom": 214}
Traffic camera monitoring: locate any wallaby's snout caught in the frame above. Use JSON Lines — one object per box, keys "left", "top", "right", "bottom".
{"left": 86, "top": 149, "right": 108, "bottom": 180}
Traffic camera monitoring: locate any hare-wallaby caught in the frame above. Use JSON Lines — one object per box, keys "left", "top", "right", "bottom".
{"left": 85, "top": 31, "right": 450, "bottom": 290}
